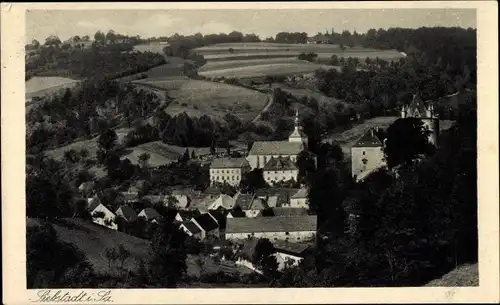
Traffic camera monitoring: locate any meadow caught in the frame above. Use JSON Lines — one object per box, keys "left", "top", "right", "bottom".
{"left": 133, "top": 43, "right": 170, "bottom": 54}
{"left": 134, "top": 78, "right": 269, "bottom": 122}
{"left": 26, "top": 76, "right": 80, "bottom": 98}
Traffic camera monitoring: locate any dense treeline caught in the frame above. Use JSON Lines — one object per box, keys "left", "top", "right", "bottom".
{"left": 27, "top": 80, "right": 162, "bottom": 153}
{"left": 26, "top": 46, "right": 166, "bottom": 80}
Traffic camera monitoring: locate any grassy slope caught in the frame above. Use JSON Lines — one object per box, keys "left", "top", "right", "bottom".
{"left": 26, "top": 76, "right": 80, "bottom": 98}
{"left": 27, "top": 218, "right": 253, "bottom": 280}
{"left": 425, "top": 263, "right": 479, "bottom": 286}
{"left": 135, "top": 78, "right": 269, "bottom": 123}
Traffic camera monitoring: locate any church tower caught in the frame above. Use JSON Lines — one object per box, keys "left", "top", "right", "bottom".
{"left": 402, "top": 93, "right": 440, "bottom": 147}
{"left": 288, "top": 109, "right": 308, "bottom": 147}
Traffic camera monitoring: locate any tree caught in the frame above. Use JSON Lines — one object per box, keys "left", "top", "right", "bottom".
{"left": 210, "top": 140, "right": 216, "bottom": 155}
{"left": 138, "top": 152, "right": 150, "bottom": 169}
{"left": 82, "top": 35, "right": 90, "bottom": 41}
{"left": 239, "top": 169, "right": 267, "bottom": 193}
{"left": 104, "top": 247, "right": 119, "bottom": 269}
{"left": 31, "top": 39, "right": 40, "bottom": 49}
{"left": 296, "top": 151, "right": 317, "bottom": 185}
{"left": 384, "top": 118, "right": 434, "bottom": 168}
{"left": 117, "top": 245, "right": 131, "bottom": 269}
{"left": 98, "top": 129, "right": 118, "bottom": 151}
{"left": 190, "top": 150, "right": 196, "bottom": 159}
{"left": 94, "top": 31, "right": 105, "bottom": 42}
{"left": 44, "top": 35, "right": 61, "bottom": 46}
{"left": 252, "top": 238, "right": 278, "bottom": 279}
{"left": 148, "top": 220, "right": 187, "bottom": 287}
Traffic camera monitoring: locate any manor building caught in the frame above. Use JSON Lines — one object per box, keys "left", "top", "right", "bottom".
{"left": 401, "top": 93, "right": 440, "bottom": 146}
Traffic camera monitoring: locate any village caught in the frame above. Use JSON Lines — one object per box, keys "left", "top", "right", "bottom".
{"left": 79, "top": 92, "right": 441, "bottom": 274}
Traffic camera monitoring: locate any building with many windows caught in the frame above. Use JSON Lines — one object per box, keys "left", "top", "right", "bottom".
{"left": 209, "top": 157, "right": 251, "bottom": 186}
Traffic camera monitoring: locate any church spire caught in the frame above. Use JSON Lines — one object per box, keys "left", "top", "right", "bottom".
{"left": 289, "top": 108, "right": 308, "bottom": 146}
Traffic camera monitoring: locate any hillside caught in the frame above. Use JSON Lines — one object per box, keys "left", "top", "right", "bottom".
{"left": 27, "top": 218, "right": 252, "bottom": 281}
{"left": 425, "top": 263, "right": 479, "bottom": 286}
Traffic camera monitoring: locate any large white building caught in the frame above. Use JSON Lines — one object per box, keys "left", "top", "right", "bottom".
{"left": 351, "top": 128, "right": 386, "bottom": 181}
{"left": 225, "top": 215, "right": 317, "bottom": 242}
{"left": 209, "top": 157, "right": 251, "bottom": 186}
{"left": 246, "top": 110, "right": 309, "bottom": 170}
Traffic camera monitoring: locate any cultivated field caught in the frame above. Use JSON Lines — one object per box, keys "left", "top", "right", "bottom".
{"left": 195, "top": 43, "right": 405, "bottom": 62}
{"left": 26, "top": 76, "right": 80, "bottom": 98}
{"left": 134, "top": 78, "right": 269, "bottom": 122}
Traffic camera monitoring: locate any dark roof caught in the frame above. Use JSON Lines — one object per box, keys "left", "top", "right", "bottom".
{"left": 248, "top": 141, "right": 304, "bottom": 156}
{"left": 87, "top": 200, "right": 102, "bottom": 212}
{"left": 116, "top": 205, "right": 138, "bottom": 222}
{"left": 210, "top": 157, "right": 250, "bottom": 169}
{"left": 272, "top": 207, "right": 308, "bottom": 216}
{"left": 226, "top": 215, "right": 317, "bottom": 234}
{"left": 181, "top": 221, "right": 202, "bottom": 235}
{"left": 255, "top": 188, "right": 299, "bottom": 207}
{"left": 234, "top": 193, "right": 255, "bottom": 210}
{"left": 263, "top": 156, "right": 298, "bottom": 171}
{"left": 203, "top": 186, "right": 222, "bottom": 196}
{"left": 248, "top": 198, "right": 268, "bottom": 210}
{"left": 140, "top": 208, "right": 162, "bottom": 220}
{"left": 228, "top": 208, "right": 246, "bottom": 218}
{"left": 352, "top": 129, "right": 383, "bottom": 148}
{"left": 291, "top": 188, "right": 308, "bottom": 199}
{"left": 192, "top": 213, "right": 219, "bottom": 232}
{"left": 273, "top": 241, "right": 312, "bottom": 256}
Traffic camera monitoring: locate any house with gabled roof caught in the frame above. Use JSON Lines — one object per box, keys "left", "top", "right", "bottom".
{"left": 255, "top": 188, "right": 299, "bottom": 207}
{"left": 225, "top": 215, "right": 317, "bottom": 242}
{"left": 171, "top": 189, "right": 202, "bottom": 209}
{"left": 289, "top": 187, "right": 309, "bottom": 208}
{"left": 210, "top": 157, "right": 250, "bottom": 186}
{"left": 351, "top": 128, "right": 386, "bottom": 181}
{"left": 78, "top": 181, "right": 95, "bottom": 196}
{"left": 233, "top": 192, "right": 269, "bottom": 218}
{"left": 138, "top": 208, "right": 163, "bottom": 223}
{"left": 118, "top": 191, "right": 139, "bottom": 204}
{"left": 179, "top": 221, "right": 202, "bottom": 239}
{"left": 208, "top": 194, "right": 236, "bottom": 210}
{"left": 87, "top": 198, "right": 117, "bottom": 230}
{"left": 191, "top": 213, "right": 219, "bottom": 239}
{"left": 401, "top": 93, "right": 440, "bottom": 146}
{"left": 115, "top": 205, "right": 138, "bottom": 223}
{"left": 262, "top": 156, "right": 299, "bottom": 184}
{"left": 273, "top": 241, "right": 313, "bottom": 270}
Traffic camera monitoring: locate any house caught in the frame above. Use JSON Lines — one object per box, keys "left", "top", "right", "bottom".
{"left": 246, "top": 110, "right": 307, "bottom": 170}
{"left": 225, "top": 215, "right": 317, "bottom": 242}
{"left": 203, "top": 186, "right": 222, "bottom": 200}
{"left": 226, "top": 208, "right": 246, "bottom": 219}
{"left": 87, "top": 199, "right": 117, "bottom": 230}
{"left": 179, "top": 221, "right": 202, "bottom": 239}
{"left": 289, "top": 187, "right": 309, "bottom": 208}
{"left": 350, "top": 128, "right": 386, "bottom": 181}
{"left": 191, "top": 213, "right": 220, "bottom": 239}
{"left": 138, "top": 208, "right": 163, "bottom": 223}
{"left": 271, "top": 207, "right": 308, "bottom": 217}
{"left": 233, "top": 193, "right": 269, "bottom": 217}
{"left": 262, "top": 157, "right": 299, "bottom": 184}
{"left": 209, "top": 157, "right": 251, "bottom": 186}
{"left": 255, "top": 188, "right": 300, "bottom": 207}
{"left": 273, "top": 241, "right": 312, "bottom": 270}
{"left": 115, "top": 205, "right": 138, "bottom": 223}
{"left": 307, "top": 34, "right": 333, "bottom": 44}
{"left": 171, "top": 189, "right": 202, "bottom": 209}
{"left": 175, "top": 210, "right": 199, "bottom": 223}
{"left": 188, "top": 196, "right": 216, "bottom": 213}
{"left": 401, "top": 93, "right": 440, "bottom": 146}
{"left": 208, "top": 194, "right": 236, "bottom": 210}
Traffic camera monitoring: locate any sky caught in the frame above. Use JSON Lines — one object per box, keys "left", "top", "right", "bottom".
{"left": 26, "top": 9, "right": 477, "bottom": 43}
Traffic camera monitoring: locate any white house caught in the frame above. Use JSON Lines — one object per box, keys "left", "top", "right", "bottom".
{"left": 225, "top": 215, "right": 317, "bottom": 242}
{"left": 87, "top": 198, "right": 117, "bottom": 230}
{"left": 262, "top": 157, "right": 299, "bottom": 184}
{"left": 171, "top": 189, "right": 202, "bottom": 209}
{"left": 137, "top": 208, "right": 163, "bottom": 223}
{"left": 234, "top": 193, "right": 269, "bottom": 218}
{"left": 351, "top": 128, "right": 386, "bottom": 181}
{"left": 273, "top": 241, "right": 312, "bottom": 271}
{"left": 208, "top": 194, "right": 236, "bottom": 210}
{"left": 209, "top": 157, "right": 250, "bottom": 186}
{"left": 289, "top": 187, "right": 309, "bottom": 208}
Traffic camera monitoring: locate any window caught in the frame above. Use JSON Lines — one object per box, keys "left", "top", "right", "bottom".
{"left": 362, "top": 151, "right": 365, "bottom": 155}
{"left": 285, "top": 232, "right": 289, "bottom": 235}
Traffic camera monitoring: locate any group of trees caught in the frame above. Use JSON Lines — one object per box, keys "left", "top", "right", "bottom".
{"left": 274, "top": 32, "right": 308, "bottom": 44}
{"left": 27, "top": 80, "right": 161, "bottom": 153}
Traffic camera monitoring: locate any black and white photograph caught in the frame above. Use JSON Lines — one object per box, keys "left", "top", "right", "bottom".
{"left": 2, "top": 2, "right": 498, "bottom": 303}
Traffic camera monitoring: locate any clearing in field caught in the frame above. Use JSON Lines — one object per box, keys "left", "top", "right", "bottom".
{"left": 26, "top": 76, "right": 80, "bottom": 98}
{"left": 133, "top": 43, "right": 170, "bottom": 54}
{"left": 198, "top": 57, "right": 298, "bottom": 72}
{"left": 135, "top": 78, "right": 269, "bottom": 122}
